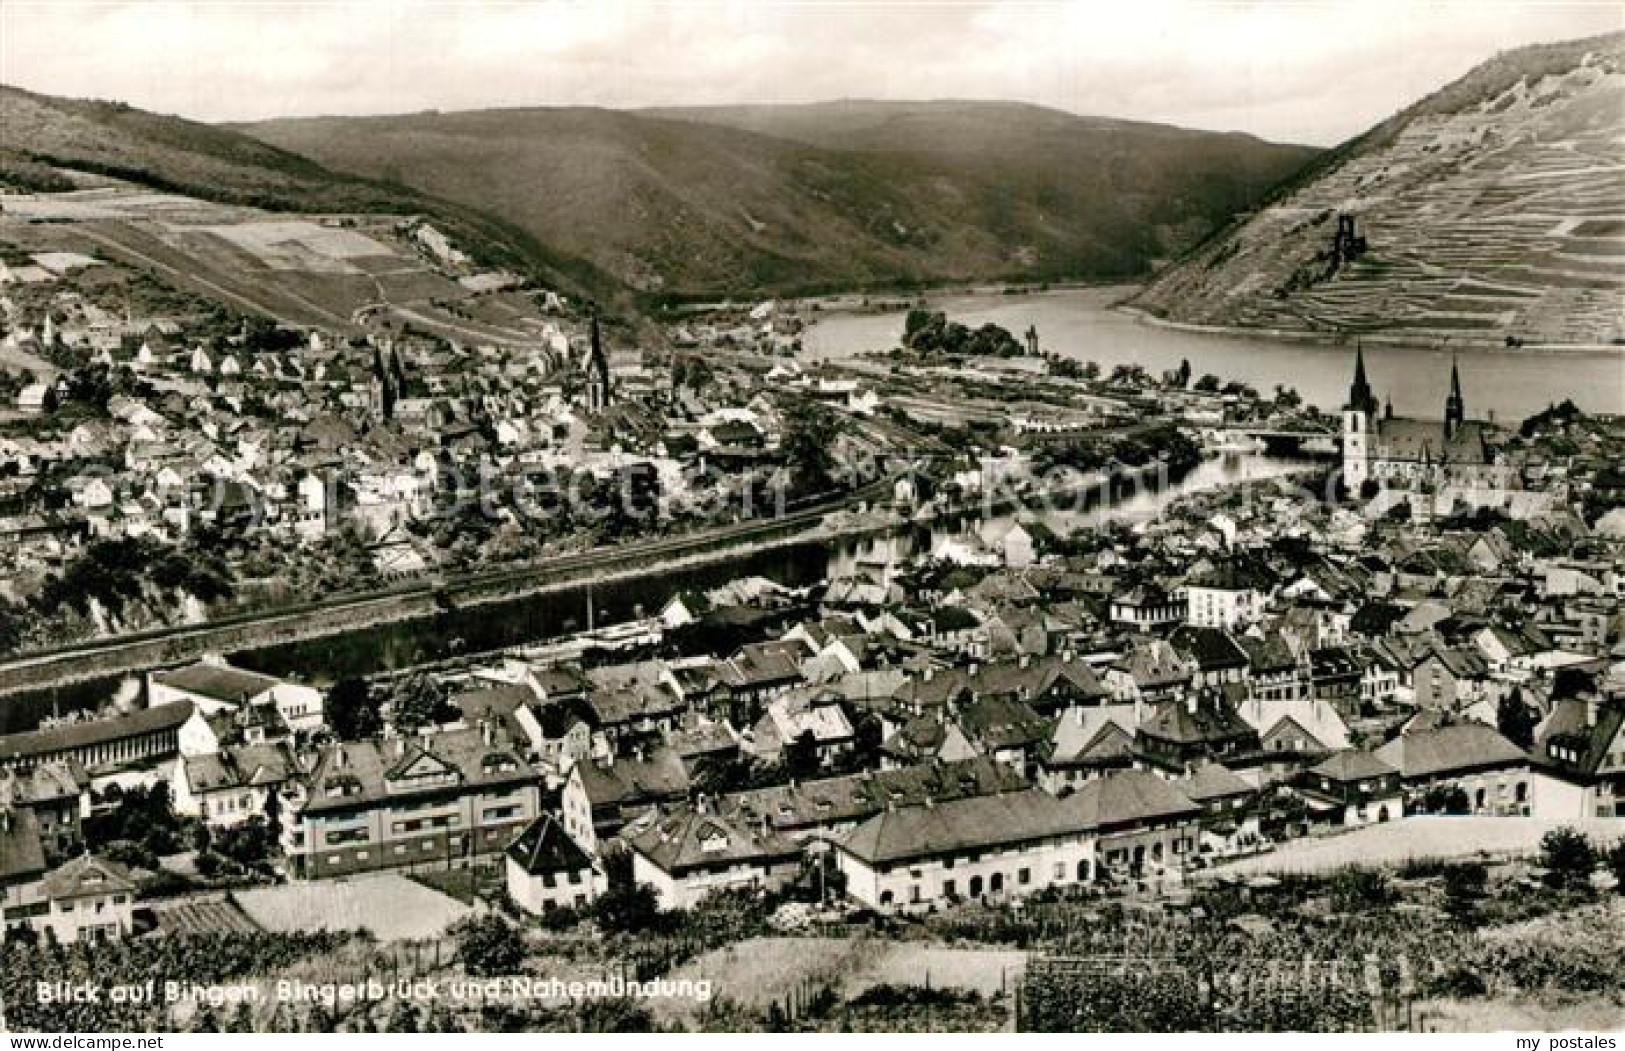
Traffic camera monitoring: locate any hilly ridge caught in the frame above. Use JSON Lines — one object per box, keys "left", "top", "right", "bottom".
{"left": 0, "top": 84, "right": 605, "bottom": 297}
{"left": 1129, "top": 31, "right": 1625, "bottom": 346}
{"left": 240, "top": 101, "right": 1318, "bottom": 300}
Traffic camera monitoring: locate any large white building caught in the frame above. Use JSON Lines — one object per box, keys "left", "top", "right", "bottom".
{"left": 834, "top": 788, "right": 1094, "bottom": 912}
{"left": 148, "top": 661, "right": 325, "bottom": 734}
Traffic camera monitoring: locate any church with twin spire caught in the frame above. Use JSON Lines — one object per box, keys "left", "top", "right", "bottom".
{"left": 1341, "top": 345, "right": 1494, "bottom": 489}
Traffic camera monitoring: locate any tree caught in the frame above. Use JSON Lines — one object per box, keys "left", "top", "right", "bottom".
{"left": 0, "top": 602, "right": 25, "bottom": 657}
{"left": 593, "top": 853, "right": 663, "bottom": 934}
{"left": 1193, "top": 373, "right": 1221, "bottom": 393}
{"left": 1539, "top": 826, "right": 1597, "bottom": 891}
{"left": 903, "top": 308, "right": 937, "bottom": 346}
{"left": 451, "top": 915, "right": 527, "bottom": 977}
{"left": 392, "top": 674, "right": 454, "bottom": 734}
{"left": 593, "top": 875, "right": 662, "bottom": 934}
{"left": 779, "top": 398, "right": 839, "bottom": 496}
{"left": 784, "top": 729, "right": 821, "bottom": 780}
{"left": 1496, "top": 689, "right": 1538, "bottom": 749}
{"left": 1422, "top": 785, "right": 1471, "bottom": 815}
{"left": 328, "top": 678, "right": 382, "bottom": 740}
{"left": 1608, "top": 839, "right": 1625, "bottom": 895}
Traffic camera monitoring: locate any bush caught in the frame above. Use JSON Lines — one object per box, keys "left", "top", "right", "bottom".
{"left": 1330, "top": 867, "right": 1393, "bottom": 912}
{"left": 451, "top": 915, "right": 527, "bottom": 977}
{"left": 1442, "top": 862, "right": 1488, "bottom": 925}
{"left": 99, "top": 839, "right": 159, "bottom": 872}
{"left": 540, "top": 905, "right": 581, "bottom": 932}
{"left": 1427, "top": 966, "right": 1487, "bottom": 999}
{"left": 1539, "top": 827, "right": 1597, "bottom": 891}
{"left": 578, "top": 998, "right": 656, "bottom": 1033}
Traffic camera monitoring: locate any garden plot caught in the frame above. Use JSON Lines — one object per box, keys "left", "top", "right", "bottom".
{"left": 199, "top": 220, "right": 396, "bottom": 272}
{"left": 233, "top": 872, "right": 472, "bottom": 940}
{"left": 655, "top": 935, "right": 1024, "bottom": 1028}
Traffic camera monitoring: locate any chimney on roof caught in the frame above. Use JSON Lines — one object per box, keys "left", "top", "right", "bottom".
{"left": 969, "top": 664, "right": 979, "bottom": 678}
{"left": 1585, "top": 695, "right": 1599, "bottom": 728}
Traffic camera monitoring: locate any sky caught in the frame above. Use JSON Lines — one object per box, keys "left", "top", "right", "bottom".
{"left": 1, "top": 1, "right": 1620, "bottom": 146}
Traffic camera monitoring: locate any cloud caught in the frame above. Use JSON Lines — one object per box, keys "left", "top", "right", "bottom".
{"left": 1, "top": 1, "right": 1618, "bottom": 143}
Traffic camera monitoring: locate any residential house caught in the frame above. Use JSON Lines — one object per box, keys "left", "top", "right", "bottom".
{"left": 172, "top": 743, "right": 297, "bottom": 828}
{"left": 1109, "top": 585, "right": 1185, "bottom": 631}
{"left": 560, "top": 748, "right": 690, "bottom": 854}
{"left": 279, "top": 728, "right": 542, "bottom": 879}
{"left": 833, "top": 788, "right": 1092, "bottom": 913}
{"left": 1529, "top": 695, "right": 1625, "bottom": 819}
{"left": 505, "top": 814, "right": 604, "bottom": 916}
{"left": 1413, "top": 645, "right": 1492, "bottom": 711}
{"left": 1185, "top": 560, "right": 1271, "bottom": 629}
{"left": 627, "top": 802, "right": 802, "bottom": 910}
{"left": 1134, "top": 690, "right": 1262, "bottom": 775}
{"left": 1061, "top": 769, "right": 1202, "bottom": 885}
{"left": 1374, "top": 722, "right": 1530, "bottom": 815}
{"left": 1038, "top": 704, "right": 1139, "bottom": 793}
{"left": 1178, "top": 761, "right": 1260, "bottom": 850}
{"left": 17, "top": 854, "right": 136, "bottom": 945}
{"left": 1298, "top": 749, "right": 1405, "bottom": 827}
{"left": 1, "top": 763, "right": 90, "bottom": 861}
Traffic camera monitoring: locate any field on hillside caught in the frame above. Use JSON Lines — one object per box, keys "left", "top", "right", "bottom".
{"left": 1208, "top": 816, "right": 1625, "bottom": 877}
{"left": 233, "top": 873, "right": 472, "bottom": 940}
{"left": 1, "top": 183, "right": 550, "bottom": 341}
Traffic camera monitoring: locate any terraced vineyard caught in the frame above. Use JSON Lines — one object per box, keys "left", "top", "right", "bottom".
{"left": 151, "top": 894, "right": 263, "bottom": 936}
{"left": 1133, "top": 31, "right": 1625, "bottom": 347}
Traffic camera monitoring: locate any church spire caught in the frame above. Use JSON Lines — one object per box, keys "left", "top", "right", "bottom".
{"left": 1346, "top": 342, "right": 1377, "bottom": 416}
{"left": 1444, "top": 352, "right": 1464, "bottom": 439}
{"left": 584, "top": 303, "right": 611, "bottom": 414}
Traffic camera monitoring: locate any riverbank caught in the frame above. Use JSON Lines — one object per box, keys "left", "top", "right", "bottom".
{"left": 797, "top": 279, "right": 1131, "bottom": 319}
{"left": 1114, "top": 301, "right": 1625, "bottom": 356}
{"left": 801, "top": 285, "right": 1625, "bottom": 419}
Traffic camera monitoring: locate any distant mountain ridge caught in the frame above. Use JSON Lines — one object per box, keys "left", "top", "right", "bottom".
{"left": 239, "top": 100, "right": 1318, "bottom": 300}
{"left": 1128, "top": 32, "right": 1625, "bottom": 347}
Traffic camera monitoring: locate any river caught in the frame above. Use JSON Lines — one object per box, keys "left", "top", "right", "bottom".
{"left": 0, "top": 450, "right": 1306, "bottom": 732}
{"left": 801, "top": 286, "right": 1625, "bottom": 422}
